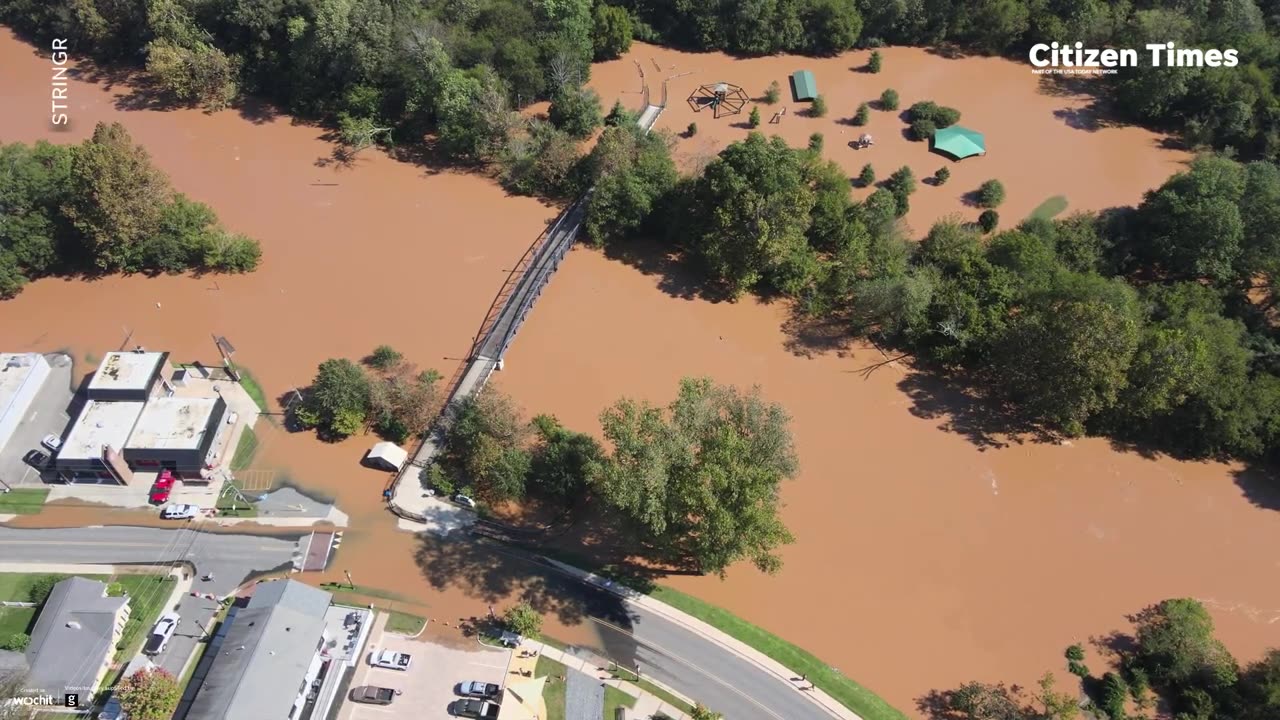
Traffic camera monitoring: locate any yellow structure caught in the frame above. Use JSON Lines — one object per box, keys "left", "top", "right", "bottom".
{"left": 499, "top": 676, "right": 548, "bottom": 720}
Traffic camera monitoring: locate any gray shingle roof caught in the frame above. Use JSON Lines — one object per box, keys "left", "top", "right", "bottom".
{"left": 187, "top": 580, "right": 331, "bottom": 720}
{"left": 24, "top": 577, "right": 127, "bottom": 696}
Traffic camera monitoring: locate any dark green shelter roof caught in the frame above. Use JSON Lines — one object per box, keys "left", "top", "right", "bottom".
{"left": 790, "top": 70, "right": 817, "bottom": 101}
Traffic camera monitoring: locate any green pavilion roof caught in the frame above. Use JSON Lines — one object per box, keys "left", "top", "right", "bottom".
{"left": 790, "top": 70, "right": 817, "bottom": 101}
{"left": 931, "top": 125, "right": 986, "bottom": 159}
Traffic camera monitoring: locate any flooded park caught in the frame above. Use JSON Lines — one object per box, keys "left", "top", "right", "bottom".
{"left": 1, "top": 27, "right": 1278, "bottom": 716}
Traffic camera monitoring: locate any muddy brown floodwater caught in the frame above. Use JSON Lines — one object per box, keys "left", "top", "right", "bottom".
{"left": 1, "top": 27, "right": 1276, "bottom": 717}
{"left": 0, "top": 29, "right": 602, "bottom": 647}
{"left": 589, "top": 43, "right": 1189, "bottom": 232}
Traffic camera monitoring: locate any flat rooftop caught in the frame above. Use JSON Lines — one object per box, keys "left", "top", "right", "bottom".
{"left": 59, "top": 400, "right": 145, "bottom": 461}
{"left": 87, "top": 352, "right": 165, "bottom": 393}
{"left": 0, "top": 353, "right": 46, "bottom": 418}
{"left": 127, "top": 397, "right": 221, "bottom": 451}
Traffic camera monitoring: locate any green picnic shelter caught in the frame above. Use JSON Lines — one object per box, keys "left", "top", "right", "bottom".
{"left": 790, "top": 70, "right": 817, "bottom": 101}
{"left": 931, "top": 125, "right": 986, "bottom": 160}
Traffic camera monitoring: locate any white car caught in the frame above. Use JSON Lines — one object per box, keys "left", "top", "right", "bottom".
{"left": 40, "top": 434, "right": 61, "bottom": 452}
{"left": 370, "top": 649, "right": 412, "bottom": 670}
{"left": 161, "top": 503, "right": 200, "bottom": 520}
{"left": 452, "top": 494, "right": 477, "bottom": 509}
{"left": 143, "top": 613, "right": 179, "bottom": 655}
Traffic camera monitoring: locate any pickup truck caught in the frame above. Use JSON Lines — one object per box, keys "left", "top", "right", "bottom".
{"left": 349, "top": 686, "right": 397, "bottom": 705}
{"left": 370, "top": 649, "right": 412, "bottom": 670}
{"left": 449, "top": 699, "right": 500, "bottom": 719}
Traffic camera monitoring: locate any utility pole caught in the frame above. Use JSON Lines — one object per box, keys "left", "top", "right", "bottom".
{"left": 344, "top": 569, "right": 354, "bottom": 589}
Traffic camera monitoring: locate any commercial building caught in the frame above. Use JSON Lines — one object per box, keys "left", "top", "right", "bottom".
{"left": 0, "top": 353, "right": 52, "bottom": 456}
{"left": 187, "top": 580, "right": 333, "bottom": 720}
{"left": 24, "top": 577, "right": 130, "bottom": 699}
{"left": 53, "top": 351, "right": 233, "bottom": 484}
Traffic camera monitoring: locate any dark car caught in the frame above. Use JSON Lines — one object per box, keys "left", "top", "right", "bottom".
{"left": 23, "top": 449, "right": 49, "bottom": 469}
{"left": 349, "top": 686, "right": 397, "bottom": 705}
{"left": 450, "top": 699, "right": 500, "bottom": 719}
{"left": 457, "top": 681, "right": 500, "bottom": 699}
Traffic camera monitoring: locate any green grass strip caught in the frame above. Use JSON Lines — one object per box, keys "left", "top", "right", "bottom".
{"left": 536, "top": 655, "right": 568, "bottom": 720}
{"left": 0, "top": 488, "right": 49, "bottom": 515}
{"left": 1029, "top": 195, "right": 1069, "bottom": 221}
{"left": 649, "top": 585, "right": 907, "bottom": 720}
{"left": 385, "top": 610, "right": 426, "bottom": 635}
{"left": 235, "top": 366, "right": 270, "bottom": 414}
{"left": 230, "top": 426, "right": 260, "bottom": 472}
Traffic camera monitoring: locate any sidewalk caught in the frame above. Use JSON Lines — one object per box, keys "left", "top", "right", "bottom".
{"left": 514, "top": 640, "right": 692, "bottom": 720}
{"left": 542, "top": 558, "right": 861, "bottom": 720}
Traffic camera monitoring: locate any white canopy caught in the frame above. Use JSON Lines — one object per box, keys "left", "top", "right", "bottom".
{"left": 366, "top": 441, "right": 408, "bottom": 471}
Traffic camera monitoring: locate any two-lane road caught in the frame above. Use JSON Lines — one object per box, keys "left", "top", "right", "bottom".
{"left": 0, "top": 525, "right": 301, "bottom": 677}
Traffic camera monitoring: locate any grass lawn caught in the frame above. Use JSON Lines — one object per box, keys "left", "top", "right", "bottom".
{"left": 602, "top": 685, "right": 637, "bottom": 718}
{"left": 0, "top": 487, "right": 50, "bottom": 515}
{"left": 649, "top": 585, "right": 908, "bottom": 720}
{"left": 536, "top": 656, "right": 568, "bottom": 720}
{"left": 216, "top": 475, "right": 259, "bottom": 518}
{"left": 319, "top": 582, "right": 416, "bottom": 603}
{"left": 607, "top": 662, "right": 693, "bottom": 714}
{"left": 1029, "top": 195, "right": 1069, "bottom": 221}
{"left": 385, "top": 610, "right": 426, "bottom": 636}
{"left": 235, "top": 366, "right": 270, "bottom": 414}
{"left": 0, "top": 572, "right": 67, "bottom": 601}
{"left": 230, "top": 426, "right": 259, "bottom": 472}
{"left": 0, "top": 606, "right": 35, "bottom": 637}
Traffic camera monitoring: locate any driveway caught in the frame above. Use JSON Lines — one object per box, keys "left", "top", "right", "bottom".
{"left": 339, "top": 619, "right": 510, "bottom": 720}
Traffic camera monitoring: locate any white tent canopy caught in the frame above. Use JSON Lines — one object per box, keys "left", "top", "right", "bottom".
{"left": 366, "top": 441, "right": 408, "bottom": 471}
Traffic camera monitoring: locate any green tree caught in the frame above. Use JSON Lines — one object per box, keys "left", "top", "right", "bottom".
{"left": 749, "top": 106, "right": 761, "bottom": 128}
{"left": 583, "top": 124, "right": 677, "bottom": 244}
{"left": 944, "top": 681, "right": 1026, "bottom": 720}
{"left": 686, "top": 122, "right": 698, "bottom": 137}
{"left": 1134, "top": 598, "right": 1239, "bottom": 690}
{"left": 811, "top": 94, "right": 828, "bottom": 117}
{"left": 801, "top": 0, "right": 863, "bottom": 54}
{"left": 853, "top": 102, "right": 869, "bottom": 126}
{"left": 1134, "top": 155, "right": 1245, "bottom": 284}
{"left": 503, "top": 601, "right": 543, "bottom": 637}
{"left": 906, "top": 101, "right": 960, "bottom": 127}
{"left": 808, "top": 133, "right": 824, "bottom": 153}
{"left": 63, "top": 123, "right": 172, "bottom": 271}
{"left": 978, "top": 179, "right": 1006, "bottom": 208}
{"left": 991, "top": 285, "right": 1140, "bottom": 435}
{"left": 909, "top": 119, "right": 937, "bottom": 141}
{"left": 868, "top": 50, "right": 882, "bottom": 72}
{"left": 1035, "top": 672, "right": 1079, "bottom": 720}
{"left": 885, "top": 166, "right": 916, "bottom": 216}
{"left": 115, "top": 668, "right": 180, "bottom": 720}
{"left": 858, "top": 163, "right": 875, "bottom": 186}
{"left": 879, "top": 88, "right": 899, "bottom": 110}
{"left": 549, "top": 86, "right": 604, "bottom": 138}
{"left": 27, "top": 575, "right": 62, "bottom": 605}
{"left": 979, "top": 209, "right": 999, "bottom": 233}
{"left": 595, "top": 377, "right": 799, "bottom": 575}
{"left": 145, "top": 39, "right": 239, "bottom": 111}
{"left": 528, "top": 414, "right": 604, "bottom": 500}
{"left": 1100, "top": 672, "right": 1129, "bottom": 720}
{"left": 336, "top": 113, "right": 392, "bottom": 154}
{"left": 368, "top": 345, "right": 403, "bottom": 370}
{"left": 446, "top": 388, "right": 531, "bottom": 502}
{"left": 296, "top": 359, "right": 370, "bottom": 439}
{"left": 592, "top": 3, "right": 632, "bottom": 60}
{"left": 765, "top": 80, "right": 781, "bottom": 104}
{"left": 935, "top": 166, "right": 950, "bottom": 185}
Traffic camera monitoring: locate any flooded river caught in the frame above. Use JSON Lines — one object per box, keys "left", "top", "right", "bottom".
{"left": 1, "top": 29, "right": 1276, "bottom": 715}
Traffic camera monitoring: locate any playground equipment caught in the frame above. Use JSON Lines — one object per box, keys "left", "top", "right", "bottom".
{"left": 687, "top": 82, "right": 748, "bottom": 118}
{"left": 770, "top": 107, "right": 787, "bottom": 124}
{"left": 852, "top": 133, "right": 874, "bottom": 149}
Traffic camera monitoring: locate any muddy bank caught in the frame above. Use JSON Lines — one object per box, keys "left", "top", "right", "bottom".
{"left": 495, "top": 241, "right": 1280, "bottom": 713}
{"left": 589, "top": 43, "right": 1190, "bottom": 231}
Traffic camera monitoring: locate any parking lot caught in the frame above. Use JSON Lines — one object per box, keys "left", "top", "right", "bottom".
{"left": 339, "top": 617, "right": 510, "bottom": 719}
{"left": 0, "top": 353, "right": 74, "bottom": 487}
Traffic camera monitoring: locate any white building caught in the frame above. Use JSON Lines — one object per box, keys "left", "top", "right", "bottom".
{"left": 0, "top": 353, "right": 51, "bottom": 456}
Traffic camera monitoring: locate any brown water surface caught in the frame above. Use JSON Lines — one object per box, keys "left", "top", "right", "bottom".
{"left": 2, "top": 29, "right": 1277, "bottom": 716}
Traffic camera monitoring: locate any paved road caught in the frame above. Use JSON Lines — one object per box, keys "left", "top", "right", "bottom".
{"left": 0, "top": 525, "right": 301, "bottom": 677}
{"left": 588, "top": 600, "right": 831, "bottom": 720}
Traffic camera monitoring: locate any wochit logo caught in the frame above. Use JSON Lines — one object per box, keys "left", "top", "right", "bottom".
{"left": 1029, "top": 42, "right": 1239, "bottom": 75}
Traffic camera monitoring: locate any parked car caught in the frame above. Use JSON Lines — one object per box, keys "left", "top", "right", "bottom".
{"left": 40, "top": 434, "right": 62, "bottom": 452}
{"left": 149, "top": 471, "right": 176, "bottom": 505}
{"left": 349, "top": 686, "right": 397, "bottom": 705}
{"left": 370, "top": 649, "right": 412, "bottom": 670}
{"left": 160, "top": 503, "right": 200, "bottom": 520}
{"left": 23, "top": 449, "right": 49, "bottom": 469}
{"left": 143, "top": 613, "right": 180, "bottom": 655}
{"left": 449, "top": 699, "right": 500, "bottom": 719}
{"left": 97, "top": 696, "right": 127, "bottom": 720}
{"left": 452, "top": 494, "right": 477, "bottom": 509}
{"left": 457, "top": 681, "right": 500, "bottom": 699}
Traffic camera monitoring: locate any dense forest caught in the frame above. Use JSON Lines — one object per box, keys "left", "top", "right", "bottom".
{"left": 0, "top": 122, "right": 261, "bottom": 298}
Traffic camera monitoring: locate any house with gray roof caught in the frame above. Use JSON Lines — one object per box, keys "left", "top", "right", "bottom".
{"left": 24, "top": 577, "right": 130, "bottom": 698}
{"left": 187, "top": 580, "right": 332, "bottom": 720}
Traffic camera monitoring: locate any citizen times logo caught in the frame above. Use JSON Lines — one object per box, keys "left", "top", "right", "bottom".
{"left": 3, "top": 692, "right": 78, "bottom": 707}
